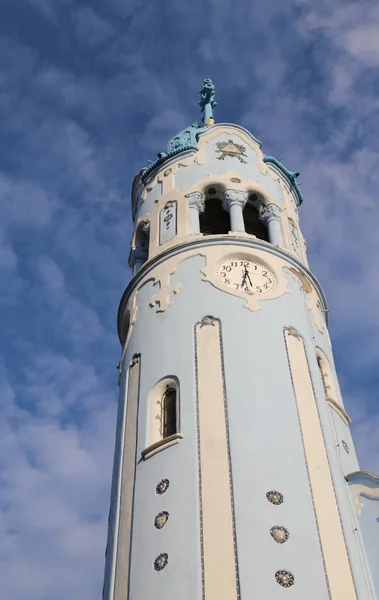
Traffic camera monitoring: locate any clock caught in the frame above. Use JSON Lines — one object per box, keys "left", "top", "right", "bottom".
{"left": 216, "top": 258, "right": 275, "bottom": 295}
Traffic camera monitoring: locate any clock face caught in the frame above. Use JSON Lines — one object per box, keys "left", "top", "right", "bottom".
{"left": 216, "top": 259, "right": 275, "bottom": 295}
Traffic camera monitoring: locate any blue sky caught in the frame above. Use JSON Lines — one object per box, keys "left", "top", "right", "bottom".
{"left": 1, "top": 0, "right": 379, "bottom": 597}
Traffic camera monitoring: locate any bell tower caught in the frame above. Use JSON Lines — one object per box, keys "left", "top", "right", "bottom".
{"left": 103, "top": 79, "right": 379, "bottom": 599}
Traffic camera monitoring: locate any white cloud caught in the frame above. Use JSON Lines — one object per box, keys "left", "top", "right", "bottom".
{"left": 0, "top": 365, "right": 114, "bottom": 600}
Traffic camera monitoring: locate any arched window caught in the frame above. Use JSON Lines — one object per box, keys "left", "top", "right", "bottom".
{"left": 146, "top": 377, "right": 181, "bottom": 453}
{"left": 130, "top": 219, "right": 150, "bottom": 274}
{"left": 244, "top": 200, "right": 268, "bottom": 241}
{"left": 199, "top": 197, "right": 230, "bottom": 235}
{"left": 162, "top": 387, "right": 177, "bottom": 438}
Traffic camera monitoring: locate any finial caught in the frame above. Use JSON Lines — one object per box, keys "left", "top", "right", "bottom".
{"left": 199, "top": 77, "right": 217, "bottom": 126}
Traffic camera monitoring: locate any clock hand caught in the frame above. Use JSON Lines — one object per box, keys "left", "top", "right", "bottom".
{"left": 246, "top": 271, "right": 253, "bottom": 287}
{"left": 241, "top": 269, "right": 247, "bottom": 287}
{"left": 242, "top": 266, "right": 253, "bottom": 287}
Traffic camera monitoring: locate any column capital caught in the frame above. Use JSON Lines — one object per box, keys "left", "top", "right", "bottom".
{"left": 129, "top": 246, "right": 148, "bottom": 268}
{"left": 185, "top": 191, "right": 205, "bottom": 213}
{"left": 259, "top": 203, "right": 281, "bottom": 225}
{"left": 222, "top": 189, "right": 248, "bottom": 212}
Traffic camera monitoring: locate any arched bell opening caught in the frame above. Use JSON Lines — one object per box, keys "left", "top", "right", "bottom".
{"left": 199, "top": 184, "right": 230, "bottom": 235}
{"left": 135, "top": 219, "right": 150, "bottom": 252}
{"left": 244, "top": 193, "right": 268, "bottom": 241}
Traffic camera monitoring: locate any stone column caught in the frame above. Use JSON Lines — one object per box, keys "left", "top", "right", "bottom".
{"left": 185, "top": 191, "right": 205, "bottom": 234}
{"left": 222, "top": 189, "right": 248, "bottom": 232}
{"left": 141, "top": 218, "right": 150, "bottom": 239}
{"left": 129, "top": 246, "right": 148, "bottom": 275}
{"left": 259, "top": 203, "right": 283, "bottom": 245}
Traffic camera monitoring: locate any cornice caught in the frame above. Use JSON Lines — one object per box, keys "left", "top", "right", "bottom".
{"left": 263, "top": 156, "right": 303, "bottom": 206}
{"left": 117, "top": 236, "right": 328, "bottom": 341}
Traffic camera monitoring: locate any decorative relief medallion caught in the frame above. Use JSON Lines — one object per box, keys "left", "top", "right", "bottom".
{"left": 154, "top": 511, "right": 169, "bottom": 529}
{"left": 164, "top": 168, "right": 172, "bottom": 176}
{"left": 156, "top": 479, "right": 170, "bottom": 495}
{"left": 266, "top": 490, "right": 284, "bottom": 505}
{"left": 230, "top": 177, "right": 241, "bottom": 183}
{"left": 216, "top": 140, "right": 248, "bottom": 164}
{"left": 270, "top": 526, "right": 289, "bottom": 544}
{"left": 342, "top": 440, "right": 350, "bottom": 454}
{"left": 199, "top": 315, "right": 217, "bottom": 327}
{"left": 154, "top": 553, "right": 168, "bottom": 571}
{"left": 275, "top": 570, "right": 294, "bottom": 587}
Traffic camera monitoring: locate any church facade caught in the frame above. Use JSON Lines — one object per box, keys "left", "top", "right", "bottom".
{"left": 103, "top": 79, "right": 379, "bottom": 599}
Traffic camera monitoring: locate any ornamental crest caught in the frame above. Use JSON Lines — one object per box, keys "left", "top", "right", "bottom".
{"left": 216, "top": 139, "right": 247, "bottom": 163}
{"left": 199, "top": 316, "right": 217, "bottom": 328}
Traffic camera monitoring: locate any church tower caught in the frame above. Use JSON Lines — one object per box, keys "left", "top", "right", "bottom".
{"left": 103, "top": 79, "right": 379, "bottom": 599}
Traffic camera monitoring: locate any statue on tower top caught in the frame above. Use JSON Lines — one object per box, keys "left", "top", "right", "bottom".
{"left": 199, "top": 77, "right": 217, "bottom": 126}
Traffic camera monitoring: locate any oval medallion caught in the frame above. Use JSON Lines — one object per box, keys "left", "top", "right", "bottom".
{"left": 154, "top": 511, "right": 169, "bottom": 529}
{"left": 275, "top": 570, "right": 294, "bottom": 587}
{"left": 164, "top": 168, "right": 172, "bottom": 176}
{"left": 230, "top": 177, "right": 241, "bottom": 183}
{"left": 270, "top": 526, "right": 289, "bottom": 544}
{"left": 342, "top": 440, "right": 350, "bottom": 454}
{"left": 154, "top": 553, "right": 168, "bottom": 571}
{"left": 266, "top": 490, "right": 284, "bottom": 505}
{"left": 156, "top": 479, "right": 170, "bottom": 495}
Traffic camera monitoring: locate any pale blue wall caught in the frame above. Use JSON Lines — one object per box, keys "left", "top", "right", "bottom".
{"left": 114, "top": 247, "right": 372, "bottom": 599}
{"left": 105, "top": 123, "right": 377, "bottom": 599}
{"left": 359, "top": 494, "right": 379, "bottom": 594}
